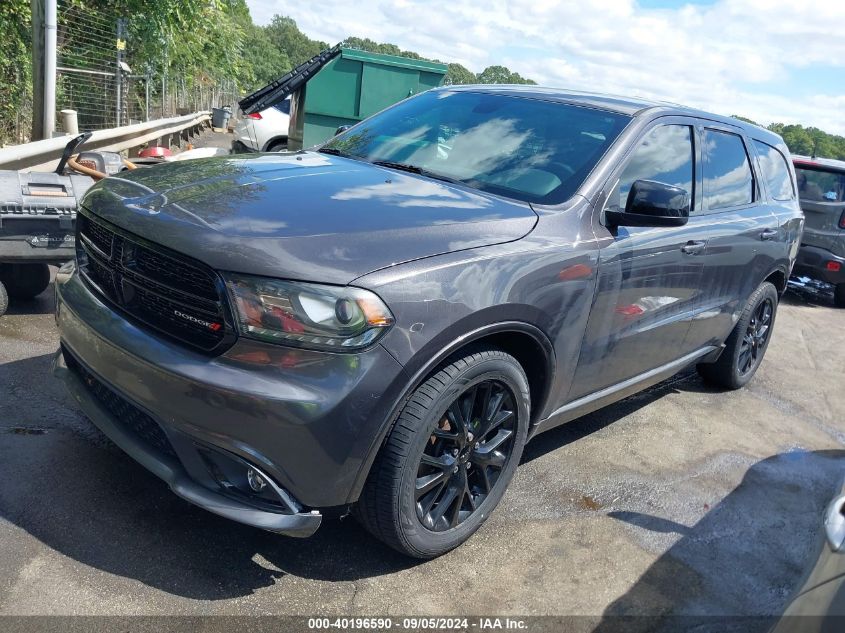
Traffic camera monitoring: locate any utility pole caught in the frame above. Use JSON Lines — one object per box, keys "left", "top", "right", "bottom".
{"left": 30, "top": 0, "right": 44, "bottom": 140}
{"left": 32, "top": 0, "right": 57, "bottom": 140}
{"left": 44, "top": 0, "right": 57, "bottom": 137}
{"left": 145, "top": 65, "right": 151, "bottom": 122}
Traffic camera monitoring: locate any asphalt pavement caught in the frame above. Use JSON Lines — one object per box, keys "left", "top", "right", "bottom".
{"left": 1, "top": 273, "right": 843, "bottom": 622}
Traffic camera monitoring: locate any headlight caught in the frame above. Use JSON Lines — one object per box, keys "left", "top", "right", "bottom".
{"left": 223, "top": 273, "right": 394, "bottom": 351}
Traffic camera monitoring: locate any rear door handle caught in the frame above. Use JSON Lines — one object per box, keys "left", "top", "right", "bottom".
{"left": 760, "top": 228, "right": 778, "bottom": 241}
{"left": 681, "top": 240, "right": 706, "bottom": 255}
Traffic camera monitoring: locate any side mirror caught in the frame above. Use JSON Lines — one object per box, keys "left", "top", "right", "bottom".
{"left": 334, "top": 125, "right": 351, "bottom": 136}
{"left": 606, "top": 179, "right": 690, "bottom": 228}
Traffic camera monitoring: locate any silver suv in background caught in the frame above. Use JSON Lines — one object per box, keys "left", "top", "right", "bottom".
{"left": 232, "top": 96, "right": 291, "bottom": 153}
{"left": 792, "top": 156, "right": 845, "bottom": 307}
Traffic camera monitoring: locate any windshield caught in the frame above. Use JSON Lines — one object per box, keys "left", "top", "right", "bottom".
{"left": 321, "top": 90, "right": 631, "bottom": 205}
{"left": 795, "top": 165, "right": 845, "bottom": 202}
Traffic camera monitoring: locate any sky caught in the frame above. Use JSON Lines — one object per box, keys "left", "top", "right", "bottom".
{"left": 245, "top": 0, "right": 845, "bottom": 135}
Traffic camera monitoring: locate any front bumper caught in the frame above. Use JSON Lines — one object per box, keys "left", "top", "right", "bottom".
{"left": 54, "top": 347, "right": 322, "bottom": 536}
{"left": 793, "top": 244, "right": 845, "bottom": 285}
{"left": 54, "top": 267, "right": 408, "bottom": 535}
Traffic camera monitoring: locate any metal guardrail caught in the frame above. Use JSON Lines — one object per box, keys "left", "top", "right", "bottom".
{"left": 0, "top": 111, "right": 212, "bottom": 172}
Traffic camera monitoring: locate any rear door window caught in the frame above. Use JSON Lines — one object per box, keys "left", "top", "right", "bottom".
{"left": 753, "top": 140, "right": 794, "bottom": 201}
{"left": 703, "top": 129, "right": 754, "bottom": 210}
{"left": 608, "top": 124, "right": 694, "bottom": 213}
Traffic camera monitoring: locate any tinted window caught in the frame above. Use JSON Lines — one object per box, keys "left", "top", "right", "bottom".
{"left": 795, "top": 165, "right": 845, "bottom": 202}
{"left": 753, "top": 141, "right": 793, "bottom": 201}
{"left": 703, "top": 130, "right": 754, "bottom": 209}
{"left": 274, "top": 99, "right": 291, "bottom": 115}
{"left": 608, "top": 124, "right": 693, "bottom": 213}
{"left": 321, "top": 91, "right": 631, "bottom": 204}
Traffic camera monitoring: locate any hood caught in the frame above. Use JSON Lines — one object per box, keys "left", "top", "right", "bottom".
{"left": 81, "top": 152, "right": 538, "bottom": 284}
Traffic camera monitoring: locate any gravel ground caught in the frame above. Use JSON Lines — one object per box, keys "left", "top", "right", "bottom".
{"left": 0, "top": 274, "right": 843, "bottom": 623}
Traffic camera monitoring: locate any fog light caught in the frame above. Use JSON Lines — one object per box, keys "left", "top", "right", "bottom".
{"left": 247, "top": 467, "right": 267, "bottom": 492}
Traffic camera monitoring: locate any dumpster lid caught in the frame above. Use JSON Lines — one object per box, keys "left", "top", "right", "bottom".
{"left": 239, "top": 45, "right": 341, "bottom": 115}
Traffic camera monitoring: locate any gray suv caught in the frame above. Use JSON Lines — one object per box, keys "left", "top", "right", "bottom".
{"left": 53, "top": 86, "right": 803, "bottom": 557}
{"left": 792, "top": 155, "right": 845, "bottom": 307}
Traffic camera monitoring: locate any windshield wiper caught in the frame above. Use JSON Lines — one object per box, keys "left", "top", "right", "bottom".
{"left": 371, "top": 160, "right": 464, "bottom": 185}
{"left": 318, "top": 147, "right": 348, "bottom": 157}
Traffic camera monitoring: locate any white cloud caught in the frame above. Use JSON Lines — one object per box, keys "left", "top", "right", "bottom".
{"left": 246, "top": 0, "right": 845, "bottom": 134}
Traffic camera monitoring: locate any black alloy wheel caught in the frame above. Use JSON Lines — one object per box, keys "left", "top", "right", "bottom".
{"left": 355, "top": 347, "right": 530, "bottom": 558}
{"left": 738, "top": 297, "right": 773, "bottom": 376}
{"left": 697, "top": 281, "right": 779, "bottom": 390}
{"left": 415, "top": 380, "right": 517, "bottom": 532}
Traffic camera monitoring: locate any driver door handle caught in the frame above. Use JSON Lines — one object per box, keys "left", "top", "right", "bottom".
{"left": 760, "top": 228, "right": 778, "bottom": 241}
{"left": 681, "top": 240, "right": 706, "bottom": 255}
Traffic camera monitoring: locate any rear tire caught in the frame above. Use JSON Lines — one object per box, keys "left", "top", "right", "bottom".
{"left": 355, "top": 347, "right": 530, "bottom": 558}
{"left": 0, "top": 281, "right": 8, "bottom": 317}
{"left": 0, "top": 263, "right": 51, "bottom": 299}
{"left": 697, "top": 281, "right": 779, "bottom": 390}
{"left": 834, "top": 283, "right": 845, "bottom": 309}
{"left": 266, "top": 140, "right": 287, "bottom": 152}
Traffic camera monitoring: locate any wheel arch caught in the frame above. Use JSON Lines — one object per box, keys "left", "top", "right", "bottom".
{"left": 764, "top": 265, "right": 788, "bottom": 295}
{"left": 347, "top": 321, "right": 555, "bottom": 504}
{"left": 261, "top": 136, "right": 288, "bottom": 151}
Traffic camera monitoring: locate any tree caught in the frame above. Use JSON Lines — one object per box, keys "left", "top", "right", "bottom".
{"left": 0, "top": 0, "right": 32, "bottom": 144}
{"left": 444, "top": 63, "right": 476, "bottom": 85}
{"left": 476, "top": 65, "right": 536, "bottom": 84}
{"left": 265, "top": 16, "right": 327, "bottom": 67}
{"left": 241, "top": 23, "right": 290, "bottom": 89}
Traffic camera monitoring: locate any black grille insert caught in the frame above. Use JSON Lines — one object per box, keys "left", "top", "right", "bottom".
{"left": 76, "top": 211, "right": 232, "bottom": 352}
{"left": 64, "top": 348, "right": 177, "bottom": 459}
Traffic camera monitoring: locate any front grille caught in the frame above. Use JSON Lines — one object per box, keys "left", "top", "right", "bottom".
{"left": 64, "top": 347, "right": 177, "bottom": 459}
{"left": 76, "top": 211, "right": 232, "bottom": 352}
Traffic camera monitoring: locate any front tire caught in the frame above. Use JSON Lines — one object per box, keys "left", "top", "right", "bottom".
{"left": 0, "top": 263, "right": 51, "bottom": 299}
{"left": 697, "top": 281, "right": 779, "bottom": 389}
{"left": 0, "top": 280, "right": 8, "bottom": 317}
{"left": 356, "top": 347, "right": 530, "bottom": 558}
{"left": 834, "top": 283, "right": 845, "bottom": 309}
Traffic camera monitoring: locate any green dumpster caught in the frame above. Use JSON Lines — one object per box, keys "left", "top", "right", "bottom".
{"left": 289, "top": 48, "right": 447, "bottom": 150}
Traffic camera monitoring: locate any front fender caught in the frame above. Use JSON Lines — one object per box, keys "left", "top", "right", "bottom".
{"left": 346, "top": 319, "right": 555, "bottom": 504}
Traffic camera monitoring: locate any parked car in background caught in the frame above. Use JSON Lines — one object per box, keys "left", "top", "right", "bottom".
{"left": 791, "top": 156, "right": 845, "bottom": 307}
{"left": 772, "top": 480, "right": 845, "bottom": 631}
{"left": 232, "top": 96, "right": 291, "bottom": 153}
{"left": 54, "top": 86, "right": 802, "bottom": 557}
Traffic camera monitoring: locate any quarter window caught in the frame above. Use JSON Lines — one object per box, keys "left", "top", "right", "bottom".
{"left": 753, "top": 140, "right": 794, "bottom": 201}
{"left": 703, "top": 129, "right": 754, "bottom": 210}
{"left": 608, "top": 124, "right": 694, "bottom": 213}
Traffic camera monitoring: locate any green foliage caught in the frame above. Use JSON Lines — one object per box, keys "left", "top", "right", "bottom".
{"left": 240, "top": 22, "right": 291, "bottom": 90}
{"left": 340, "top": 36, "right": 422, "bottom": 60}
{"left": 266, "top": 16, "right": 328, "bottom": 68}
{"left": 444, "top": 63, "right": 477, "bottom": 86}
{"left": 0, "top": 0, "right": 32, "bottom": 144}
{"left": 735, "top": 118, "right": 845, "bottom": 160}
{"left": 3, "top": 0, "right": 842, "bottom": 159}
{"left": 476, "top": 65, "right": 536, "bottom": 85}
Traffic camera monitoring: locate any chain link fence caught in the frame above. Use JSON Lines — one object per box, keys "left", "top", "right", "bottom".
{"left": 0, "top": 64, "right": 33, "bottom": 146}
{"left": 52, "top": 1, "right": 237, "bottom": 134}
{"left": 56, "top": 1, "right": 121, "bottom": 130}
